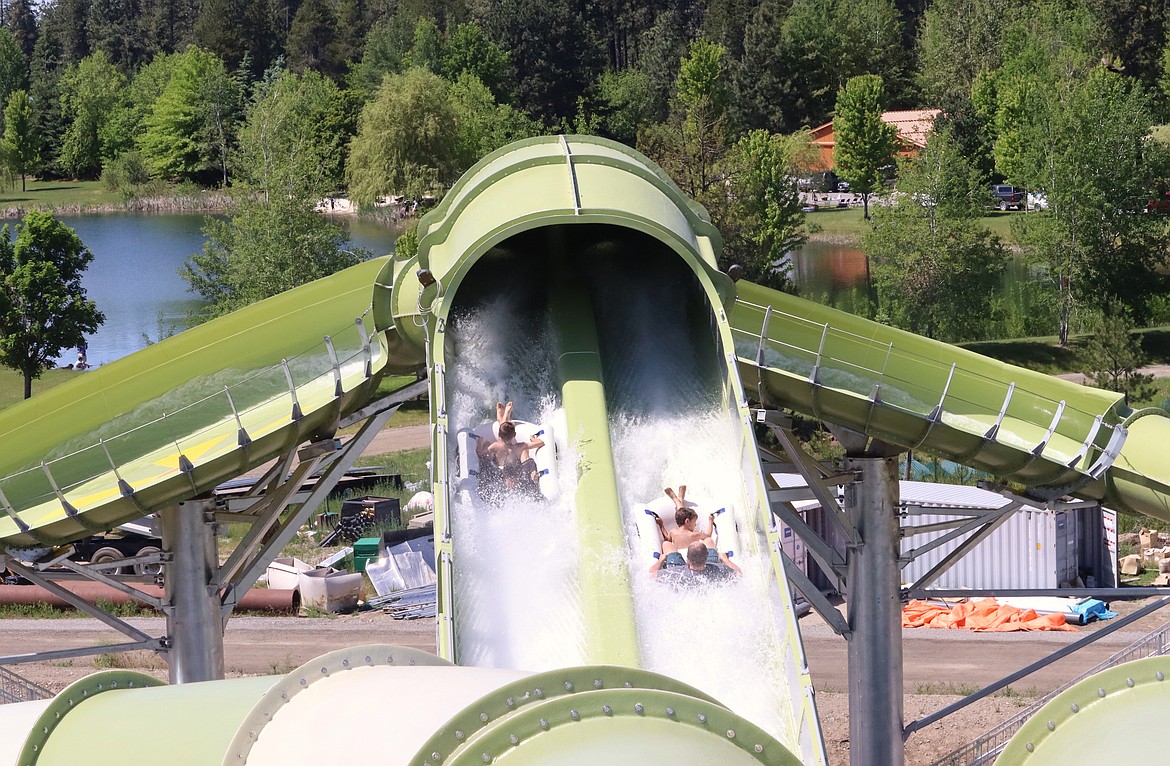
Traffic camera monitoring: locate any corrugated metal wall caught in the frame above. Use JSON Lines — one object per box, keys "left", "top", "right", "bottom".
{"left": 900, "top": 508, "right": 1077, "bottom": 590}
{"left": 800, "top": 502, "right": 1110, "bottom": 593}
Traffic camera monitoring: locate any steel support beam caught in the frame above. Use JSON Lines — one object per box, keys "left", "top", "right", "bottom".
{"left": 845, "top": 455, "right": 905, "bottom": 766}
{"left": 2, "top": 558, "right": 152, "bottom": 643}
{"left": 160, "top": 499, "right": 223, "bottom": 684}
{"left": 904, "top": 595, "right": 1170, "bottom": 737}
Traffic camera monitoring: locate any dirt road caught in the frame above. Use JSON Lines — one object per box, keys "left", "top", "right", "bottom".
{"left": 9, "top": 596, "right": 1168, "bottom": 766}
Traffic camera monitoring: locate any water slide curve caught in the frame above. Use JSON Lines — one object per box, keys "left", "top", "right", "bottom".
{"left": 1, "top": 135, "right": 1168, "bottom": 765}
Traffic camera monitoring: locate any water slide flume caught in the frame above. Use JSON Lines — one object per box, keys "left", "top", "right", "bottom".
{"left": 2, "top": 135, "right": 1170, "bottom": 763}
{"left": 729, "top": 281, "right": 1170, "bottom": 519}
{"left": 1, "top": 645, "right": 801, "bottom": 766}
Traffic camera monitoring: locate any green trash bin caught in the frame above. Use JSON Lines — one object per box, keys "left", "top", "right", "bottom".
{"left": 353, "top": 537, "right": 381, "bottom": 573}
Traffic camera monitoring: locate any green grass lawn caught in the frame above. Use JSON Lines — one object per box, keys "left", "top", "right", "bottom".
{"left": 0, "top": 367, "right": 80, "bottom": 412}
{"left": 806, "top": 205, "right": 1021, "bottom": 244}
{"left": 0, "top": 178, "right": 228, "bottom": 215}
{"left": 962, "top": 326, "right": 1170, "bottom": 376}
{"left": 0, "top": 179, "right": 125, "bottom": 211}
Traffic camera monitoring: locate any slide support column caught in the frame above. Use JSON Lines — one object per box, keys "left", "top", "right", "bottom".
{"left": 845, "top": 455, "right": 905, "bottom": 766}
{"left": 161, "top": 499, "right": 224, "bottom": 684}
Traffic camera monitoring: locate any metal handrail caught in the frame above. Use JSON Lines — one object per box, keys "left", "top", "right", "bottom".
{"left": 931, "top": 619, "right": 1170, "bottom": 766}
{"left": 730, "top": 299, "right": 1123, "bottom": 467}
{"left": 0, "top": 312, "right": 379, "bottom": 521}
{"left": 0, "top": 664, "right": 52, "bottom": 704}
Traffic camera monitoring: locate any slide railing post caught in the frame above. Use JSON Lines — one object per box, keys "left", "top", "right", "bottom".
{"left": 845, "top": 455, "right": 905, "bottom": 766}
{"left": 160, "top": 500, "right": 224, "bottom": 684}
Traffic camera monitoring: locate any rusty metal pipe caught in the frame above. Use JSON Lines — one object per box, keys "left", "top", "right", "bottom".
{"left": 0, "top": 583, "right": 298, "bottom": 613}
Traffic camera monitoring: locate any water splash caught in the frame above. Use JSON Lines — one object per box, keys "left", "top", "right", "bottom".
{"left": 445, "top": 296, "right": 587, "bottom": 670}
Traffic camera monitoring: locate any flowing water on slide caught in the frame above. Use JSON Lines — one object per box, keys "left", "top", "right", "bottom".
{"left": 444, "top": 257, "right": 796, "bottom": 741}
{"left": 446, "top": 293, "right": 588, "bottom": 669}
{"left": 593, "top": 267, "right": 797, "bottom": 740}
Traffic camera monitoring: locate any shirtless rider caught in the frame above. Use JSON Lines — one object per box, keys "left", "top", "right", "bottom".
{"left": 476, "top": 401, "right": 545, "bottom": 492}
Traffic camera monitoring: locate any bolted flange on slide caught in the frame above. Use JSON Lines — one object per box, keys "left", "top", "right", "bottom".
{"left": 1, "top": 645, "right": 800, "bottom": 766}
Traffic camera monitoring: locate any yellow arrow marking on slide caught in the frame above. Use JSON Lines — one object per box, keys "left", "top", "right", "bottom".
{"left": 69, "top": 434, "right": 234, "bottom": 511}
{"left": 73, "top": 485, "right": 122, "bottom": 508}
{"left": 152, "top": 434, "right": 229, "bottom": 472}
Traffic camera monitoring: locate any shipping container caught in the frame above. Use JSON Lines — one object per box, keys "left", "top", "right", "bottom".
{"left": 769, "top": 475, "right": 1115, "bottom": 593}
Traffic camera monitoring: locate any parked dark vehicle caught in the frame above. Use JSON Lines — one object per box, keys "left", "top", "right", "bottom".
{"left": 989, "top": 184, "right": 1026, "bottom": 210}
{"left": 72, "top": 528, "right": 163, "bottom": 576}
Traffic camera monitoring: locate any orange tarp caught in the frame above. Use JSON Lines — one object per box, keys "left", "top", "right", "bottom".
{"left": 902, "top": 599, "right": 1078, "bottom": 632}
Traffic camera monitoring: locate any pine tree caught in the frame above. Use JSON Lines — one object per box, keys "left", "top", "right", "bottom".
{"left": 1082, "top": 299, "right": 1158, "bottom": 403}
{"left": 6, "top": 0, "right": 38, "bottom": 64}
{"left": 287, "top": 0, "right": 343, "bottom": 79}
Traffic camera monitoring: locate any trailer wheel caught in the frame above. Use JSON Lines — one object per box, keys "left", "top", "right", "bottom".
{"left": 90, "top": 546, "right": 127, "bottom": 574}
{"left": 134, "top": 546, "right": 163, "bottom": 577}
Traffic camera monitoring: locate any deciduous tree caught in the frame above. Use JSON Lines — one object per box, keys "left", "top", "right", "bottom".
{"left": 59, "top": 51, "right": 127, "bottom": 178}
{"left": 760, "top": 0, "right": 910, "bottom": 134}
{"left": 639, "top": 38, "right": 730, "bottom": 201}
{"left": 0, "top": 29, "right": 27, "bottom": 117}
{"left": 350, "top": 10, "right": 417, "bottom": 94}
{"left": 448, "top": 72, "right": 538, "bottom": 165}
{"left": 234, "top": 67, "right": 353, "bottom": 200}
{"left": 138, "top": 46, "right": 240, "bottom": 184}
{"left": 992, "top": 20, "right": 1170, "bottom": 344}
{"left": 709, "top": 129, "right": 811, "bottom": 291}
{"left": 0, "top": 211, "right": 104, "bottom": 398}
{"left": 182, "top": 197, "right": 366, "bottom": 317}
{"left": 833, "top": 74, "right": 898, "bottom": 218}
{"left": 863, "top": 127, "right": 1009, "bottom": 341}
{"left": 4, "top": 90, "right": 38, "bottom": 191}
{"left": 346, "top": 68, "right": 461, "bottom": 203}
{"left": 441, "top": 22, "right": 510, "bottom": 99}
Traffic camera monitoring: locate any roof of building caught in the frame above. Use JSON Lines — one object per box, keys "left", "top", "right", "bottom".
{"left": 881, "top": 109, "right": 941, "bottom": 148}
{"left": 768, "top": 473, "right": 1053, "bottom": 514}
{"left": 808, "top": 108, "right": 941, "bottom": 148}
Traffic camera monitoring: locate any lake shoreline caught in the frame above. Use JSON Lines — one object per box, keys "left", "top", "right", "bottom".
{"left": 0, "top": 192, "right": 413, "bottom": 233}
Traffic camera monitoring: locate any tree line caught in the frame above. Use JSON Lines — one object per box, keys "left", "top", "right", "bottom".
{"left": 1, "top": 0, "right": 1169, "bottom": 399}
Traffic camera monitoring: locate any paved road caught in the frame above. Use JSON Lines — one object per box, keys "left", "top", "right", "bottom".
{"left": 1056, "top": 364, "right": 1170, "bottom": 385}
{"left": 242, "top": 424, "right": 430, "bottom": 479}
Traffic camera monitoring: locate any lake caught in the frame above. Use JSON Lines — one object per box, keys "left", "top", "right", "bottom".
{"left": 57, "top": 218, "right": 1037, "bottom": 368}
{"left": 57, "top": 213, "right": 399, "bottom": 367}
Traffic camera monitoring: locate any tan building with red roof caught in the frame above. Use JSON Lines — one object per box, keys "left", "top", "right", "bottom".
{"left": 807, "top": 108, "right": 941, "bottom": 170}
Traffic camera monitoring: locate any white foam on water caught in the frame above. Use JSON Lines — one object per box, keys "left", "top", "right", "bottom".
{"left": 445, "top": 296, "right": 588, "bottom": 670}
{"left": 443, "top": 273, "right": 800, "bottom": 742}
{"left": 614, "top": 411, "right": 795, "bottom": 742}
{"left": 597, "top": 274, "right": 798, "bottom": 742}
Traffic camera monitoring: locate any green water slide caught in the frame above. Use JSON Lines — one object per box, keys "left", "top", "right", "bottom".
{"left": 0, "top": 255, "right": 410, "bottom": 548}
{"left": 727, "top": 280, "right": 1170, "bottom": 520}
{"left": 3, "top": 134, "right": 1170, "bottom": 762}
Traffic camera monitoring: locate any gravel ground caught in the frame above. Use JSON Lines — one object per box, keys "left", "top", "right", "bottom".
{"left": 7, "top": 595, "right": 1167, "bottom": 765}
